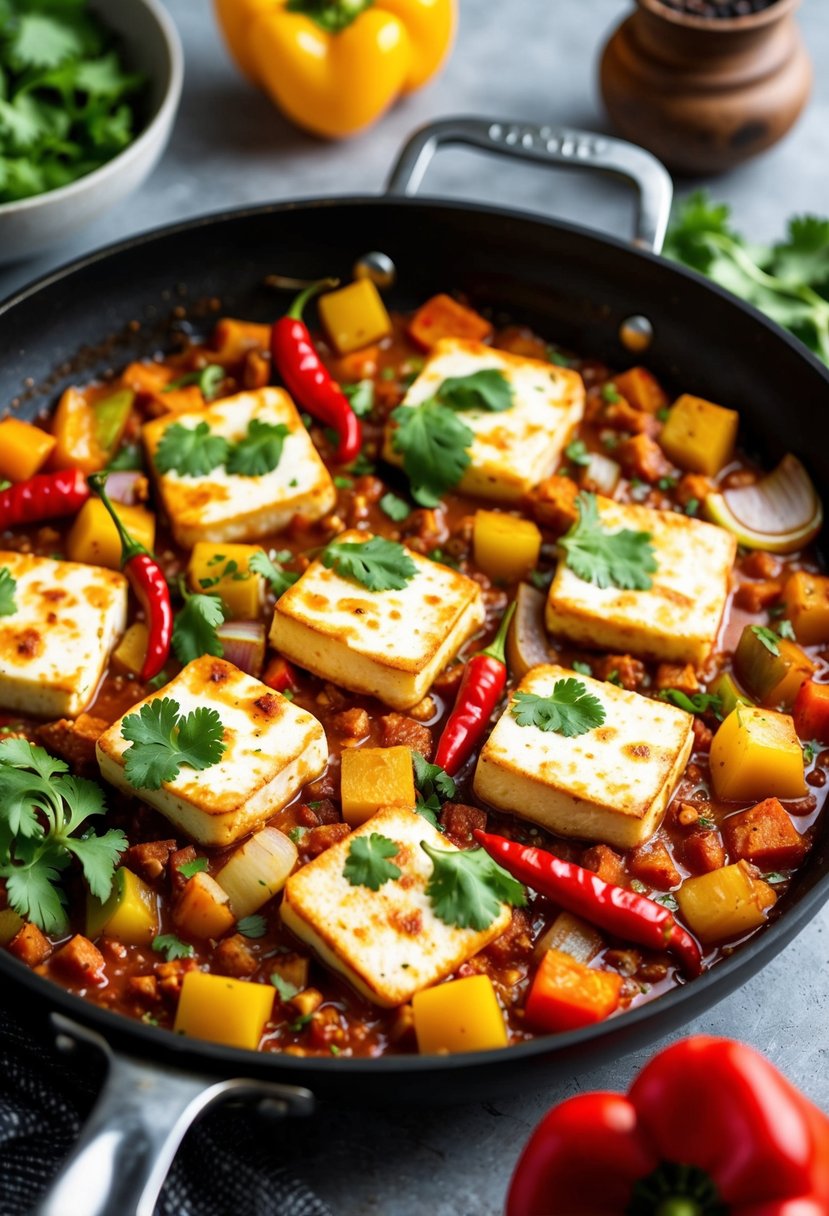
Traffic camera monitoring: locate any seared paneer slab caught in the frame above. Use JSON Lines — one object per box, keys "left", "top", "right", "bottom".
{"left": 143, "top": 387, "right": 336, "bottom": 547}
{"left": 546, "top": 497, "right": 736, "bottom": 666}
{"left": 0, "top": 551, "right": 127, "bottom": 717}
{"left": 96, "top": 656, "right": 327, "bottom": 846}
{"left": 281, "top": 805, "right": 512, "bottom": 1007}
{"left": 383, "top": 338, "right": 585, "bottom": 501}
{"left": 473, "top": 665, "right": 694, "bottom": 849}
{"left": 269, "top": 531, "right": 485, "bottom": 710}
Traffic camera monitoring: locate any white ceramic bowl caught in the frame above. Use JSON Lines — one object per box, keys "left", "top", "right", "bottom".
{"left": 0, "top": 0, "right": 183, "bottom": 265}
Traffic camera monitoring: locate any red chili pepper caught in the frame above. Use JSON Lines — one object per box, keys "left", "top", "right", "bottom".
{"left": 88, "top": 474, "right": 172, "bottom": 683}
{"left": 508, "top": 1036, "right": 829, "bottom": 1216}
{"left": 473, "top": 829, "right": 702, "bottom": 977}
{"left": 271, "top": 278, "right": 362, "bottom": 465}
{"left": 0, "top": 468, "right": 89, "bottom": 529}
{"left": 434, "top": 602, "right": 516, "bottom": 775}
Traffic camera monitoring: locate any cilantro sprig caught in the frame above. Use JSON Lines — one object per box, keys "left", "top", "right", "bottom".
{"left": 155, "top": 419, "right": 290, "bottom": 479}
{"left": 152, "top": 934, "right": 194, "bottom": 962}
{"left": 225, "top": 420, "right": 290, "bottom": 477}
{"left": 163, "top": 365, "right": 225, "bottom": 402}
{"left": 343, "top": 833, "right": 402, "bottom": 890}
{"left": 0, "top": 739, "right": 126, "bottom": 935}
{"left": 436, "top": 369, "right": 513, "bottom": 414}
{"left": 121, "top": 697, "right": 226, "bottom": 790}
{"left": 560, "top": 492, "right": 658, "bottom": 591}
{"left": 321, "top": 536, "right": 417, "bottom": 592}
{"left": 420, "top": 843, "right": 526, "bottom": 931}
{"left": 249, "top": 549, "right": 300, "bottom": 598}
{"left": 412, "top": 752, "right": 455, "bottom": 826}
{"left": 511, "top": 678, "right": 606, "bottom": 738}
{"left": 390, "top": 400, "right": 473, "bottom": 508}
{"left": 658, "top": 689, "right": 723, "bottom": 718}
{"left": 0, "top": 567, "right": 17, "bottom": 617}
{"left": 172, "top": 584, "right": 228, "bottom": 665}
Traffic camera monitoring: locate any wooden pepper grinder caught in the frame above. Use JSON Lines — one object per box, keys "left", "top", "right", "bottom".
{"left": 600, "top": 0, "right": 812, "bottom": 175}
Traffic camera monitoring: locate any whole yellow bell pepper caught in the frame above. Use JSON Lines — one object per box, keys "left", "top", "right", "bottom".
{"left": 214, "top": 0, "right": 456, "bottom": 139}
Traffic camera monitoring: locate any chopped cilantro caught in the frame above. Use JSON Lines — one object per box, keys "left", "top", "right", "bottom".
{"left": 152, "top": 934, "right": 194, "bottom": 962}
{"left": 560, "top": 492, "right": 657, "bottom": 591}
{"left": 436, "top": 369, "right": 513, "bottom": 414}
{"left": 321, "top": 536, "right": 416, "bottom": 591}
{"left": 334, "top": 475, "right": 353, "bottom": 490}
{"left": 120, "top": 697, "right": 226, "bottom": 791}
{"left": 564, "top": 439, "right": 591, "bottom": 467}
{"left": 178, "top": 857, "right": 208, "bottom": 879}
{"left": 751, "top": 624, "right": 781, "bottom": 657}
{"left": 658, "top": 689, "right": 723, "bottom": 718}
{"left": 0, "top": 567, "right": 17, "bottom": 616}
{"left": 154, "top": 421, "right": 229, "bottom": 478}
{"left": 343, "top": 833, "right": 402, "bottom": 890}
{"left": 390, "top": 399, "right": 473, "bottom": 507}
{"left": 412, "top": 751, "right": 455, "bottom": 825}
{"left": 546, "top": 346, "right": 573, "bottom": 367}
{"left": 164, "top": 364, "right": 225, "bottom": 402}
{"left": 420, "top": 843, "right": 526, "bottom": 931}
{"left": 342, "top": 380, "right": 374, "bottom": 417}
{"left": 249, "top": 549, "right": 299, "bottom": 598}
{"left": 511, "top": 678, "right": 606, "bottom": 738}
{"left": 287, "top": 826, "right": 309, "bottom": 845}
{"left": 684, "top": 498, "right": 700, "bottom": 516}
{"left": 572, "top": 660, "right": 592, "bottom": 676}
{"left": 237, "top": 913, "right": 267, "bottom": 938}
{"left": 601, "top": 382, "right": 621, "bottom": 403}
{"left": 172, "top": 587, "right": 227, "bottom": 664}
{"left": 529, "top": 568, "right": 553, "bottom": 591}
{"left": 379, "top": 491, "right": 411, "bottom": 522}
{"left": 776, "top": 618, "right": 796, "bottom": 640}
{"left": 226, "top": 420, "right": 290, "bottom": 477}
{"left": 271, "top": 973, "right": 300, "bottom": 1002}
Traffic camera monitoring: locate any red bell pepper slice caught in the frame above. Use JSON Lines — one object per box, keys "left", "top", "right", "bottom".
{"left": 793, "top": 679, "right": 829, "bottom": 743}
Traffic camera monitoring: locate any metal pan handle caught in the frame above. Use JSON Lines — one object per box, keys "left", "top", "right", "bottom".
{"left": 32, "top": 1014, "right": 313, "bottom": 1216}
{"left": 386, "top": 116, "right": 673, "bottom": 255}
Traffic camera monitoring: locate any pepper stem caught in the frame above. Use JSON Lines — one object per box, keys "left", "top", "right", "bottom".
{"left": 480, "top": 602, "right": 517, "bottom": 666}
{"left": 87, "top": 472, "right": 146, "bottom": 565}
{"left": 287, "top": 277, "right": 340, "bottom": 321}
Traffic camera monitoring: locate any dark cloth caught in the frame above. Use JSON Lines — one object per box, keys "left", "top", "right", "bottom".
{"left": 0, "top": 1004, "right": 332, "bottom": 1216}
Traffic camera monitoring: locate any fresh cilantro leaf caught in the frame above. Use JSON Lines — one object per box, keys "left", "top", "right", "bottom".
{"left": 75, "top": 52, "right": 142, "bottom": 100}
{"left": 412, "top": 752, "right": 455, "bottom": 823}
{"left": 572, "top": 660, "right": 592, "bottom": 676}
{"left": 511, "top": 679, "right": 606, "bottom": 738}
{"left": 163, "top": 364, "right": 225, "bottom": 402}
{"left": 179, "top": 857, "right": 208, "bottom": 879}
{"left": 333, "top": 475, "right": 353, "bottom": 490}
{"left": 172, "top": 590, "right": 227, "bottom": 664}
{"left": 9, "top": 13, "right": 84, "bottom": 70}
{"left": 287, "top": 826, "right": 309, "bottom": 845}
{"left": 379, "top": 491, "right": 410, "bottom": 522}
{"left": 658, "top": 689, "right": 723, "bottom": 718}
{"left": 684, "top": 498, "right": 700, "bottom": 517}
{"left": 547, "top": 346, "right": 573, "bottom": 367}
{"left": 343, "top": 833, "right": 402, "bottom": 890}
{"left": 777, "top": 618, "right": 796, "bottom": 640}
{"left": 121, "top": 698, "right": 226, "bottom": 791}
{"left": 154, "top": 421, "right": 229, "bottom": 478}
{"left": 249, "top": 550, "right": 299, "bottom": 598}
{"left": 436, "top": 369, "right": 513, "bottom": 414}
{"left": 349, "top": 452, "right": 376, "bottom": 476}
{"left": 601, "top": 383, "right": 621, "bottom": 403}
{"left": 763, "top": 871, "right": 788, "bottom": 885}
{"left": 420, "top": 843, "right": 526, "bottom": 931}
{"left": 321, "top": 536, "right": 417, "bottom": 591}
{"left": 67, "top": 828, "right": 127, "bottom": 902}
{"left": 237, "top": 913, "right": 267, "bottom": 938}
{"left": 560, "top": 492, "right": 658, "bottom": 591}
{"left": 751, "top": 624, "right": 781, "bottom": 657}
{"left": 0, "top": 567, "right": 16, "bottom": 616}
{"left": 152, "top": 934, "right": 194, "bottom": 962}
{"left": 390, "top": 400, "right": 473, "bottom": 508}
{"left": 342, "top": 380, "right": 374, "bottom": 417}
{"left": 226, "top": 420, "right": 290, "bottom": 477}
{"left": 529, "top": 568, "right": 553, "bottom": 591}
{"left": 271, "top": 972, "right": 300, "bottom": 1001}
{"left": 653, "top": 892, "right": 679, "bottom": 911}
{"left": 6, "top": 855, "right": 69, "bottom": 937}
{"left": 564, "top": 439, "right": 591, "bottom": 467}
{"left": 290, "top": 1012, "right": 314, "bottom": 1032}
{"left": 106, "top": 443, "right": 143, "bottom": 472}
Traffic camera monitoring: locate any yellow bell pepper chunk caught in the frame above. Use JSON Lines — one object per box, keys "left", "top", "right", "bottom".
{"left": 318, "top": 279, "right": 392, "bottom": 355}
{"left": 660, "top": 393, "right": 739, "bottom": 476}
{"left": 112, "top": 622, "right": 149, "bottom": 677}
{"left": 473, "top": 511, "right": 542, "bottom": 583}
{"left": 0, "top": 908, "right": 24, "bottom": 946}
{"left": 66, "top": 498, "right": 156, "bottom": 570}
{"left": 340, "top": 746, "right": 415, "bottom": 827}
{"left": 676, "top": 860, "right": 777, "bottom": 944}
{"left": 784, "top": 571, "right": 829, "bottom": 646}
{"left": 173, "top": 872, "right": 236, "bottom": 940}
{"left": 0, "top": 418, "right": 56, "bottom": 481}
{"left": 187, "top": 542, "right": 264, "bottom": 620}
{"left": 709, "top": 706, "right": 805, "bottom": 802}
{"left": 174, "top": 971, "right": 275, "bottom": 1051}
{"left": 413, "top": 975, "right": 508, "bottom": 1054}
{"left": 87, "top": 867, "right": 159, "bottom": 946}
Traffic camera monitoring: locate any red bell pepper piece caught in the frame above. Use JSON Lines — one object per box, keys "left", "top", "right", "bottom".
{"left": 508, "top": 1036, "right": 829, "bottom": 1216}
{"left": 262, "top": 655, "right": 298, "bottom": 694}
{"left": 0, "top": 468, "right": 89, "bottom": 528}
{"left": 793, "top": 679, "right": 829, "bottom": 743}
{"left": 525, "top": 949, "right": 622, "bottom": 1033}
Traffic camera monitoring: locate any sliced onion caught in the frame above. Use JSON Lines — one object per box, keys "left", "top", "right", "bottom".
{"left": 507, "top": 582, "right": 557, "bottom": 678}
{"left": 217, "top": 621, "right": 266, "bottom": 677}
{"left": 216, "top": 827, "right": 298, "bottom": 918}
{"left": 106, "top": 471, "right": 145, "bottom": 505}
{"left": 533, "top": 911, "right": 603, "bottom": 964}
{"left": 581, "top": 452, "right": 621, "bottom": 497}
{"left": 704, "top": 455, "right": 822, "bottom": 554}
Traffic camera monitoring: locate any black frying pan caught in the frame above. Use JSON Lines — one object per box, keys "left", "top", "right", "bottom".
{"left": 2, "top": 118, "right": 828, "bottom": 1216}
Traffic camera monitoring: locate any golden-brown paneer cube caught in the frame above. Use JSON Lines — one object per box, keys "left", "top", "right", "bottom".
{"left": 472, "top": 511, "right": 541, "bottom": 583}
{"left": 318, "top": 279, "right": 392, "bottom": 354}
{"left": 783, "top": 571, "right": 829, "bottom": 646}
{"left": 708, "top": 706, "right": 806, "bottom": 802}
{"left": 66, "top": 499, "right": 155, "bottom": 570}
{"left": 340, "top": 746, "right": 416, "bottom": 827}
{"left": 187, "top": 542, "right": 264, "bottom": 620}
{"left": 660, "top": 394, "right": 739, "bottom": 476}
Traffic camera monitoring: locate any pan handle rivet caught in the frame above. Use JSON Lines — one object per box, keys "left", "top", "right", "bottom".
{"left": 620, "top": 314, "right": 654, "bottom": 353}
{"left": 353, "top": 250, "right": 397, "bottom": 290}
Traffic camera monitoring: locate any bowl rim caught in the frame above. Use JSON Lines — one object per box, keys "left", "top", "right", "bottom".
{"left": 0, "top": 0, "right": 184, "bottom": 219}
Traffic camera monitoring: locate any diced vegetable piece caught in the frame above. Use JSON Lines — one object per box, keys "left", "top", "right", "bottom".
{"left": 51, "top": 388, "right": 106, "bottom": 475}
{"left": 51, "top": 934, "right": 105, "bottom": 985}
{"left": 215, "top": 826, "right": 297, "bottom": 918}
{"left": 612, "top": 367, "right": 669, "bottom": 414}
{"left": 66, "top": 497, "right": 156, "bottom": 570}
{"left": 212, "top": 318, "right": 272, "bottom": 362}
{"left": 0, "top": 418, "right": 56, "bottom": 481}
{"left": 581, "top": 452, "right": 621, "bottom": 496}
{"left": 412, "top": 974, "right": 507, "bottom": 1053}
{"left": 86, "top": 867, "right": 159, "bottom": 946}
{"left": 408, "top": 293, "right": 493, "bottom": 350}
{"left": 340, "top": 746, "right": 416, "bottom": 827}
{"left": 709, "top": 706, "right": 806, "bottom": 802}
{"left": 676, "top": 860, "right": 777, "bottom": 944}
{"left": 532, "top": 911, "right": 602, "bottom": 965}
{"left": 262, "top": 655, "right": 298, "bottom": 693}
{"left": 659, "top": 393, "right": 738, "bottom": 476}
{"left": 507, "top": 582, "right": 555, "bottom": 679}
{"left": 173, "top": 872, "right": 235, "bottom": 940}
{"left": 174, "top": 970, "right": 275, "bottom": 1050}
{"left": 0, "top": 907, "right": 24, "bottom": 946}
{"left": 783, "top": 571, "right": 829, "bottom": 645}
{"left": 8, "top": 921, "right": 51, "bottom": 966}
{"left": 734, "top": 624, "right": 814, "bottom": 708}
{"left": 112, "top": 622, "right": 150, "bottom": 676}
{"left": 155, "top": 386, "right": 205, "bottom": 414}
{"left": 793, "top": 679, "right": 829, "bottom": 743}
{"left": 768, "top": 640, "right": 817, "bottom": 709}
{"left": 92, "top": 389, "right": 135, "bottom": 455}
{"left": 472, "top": 511, "right": 542, "bottom": 583}
{"left": 703, "top": 455, "right": 822, "bottom": 554}
{"left": 216, "top": 621, "right": 266, "bottom": 677}
{"left": 122, "top": 361, "right": 174, "bottom": 397}
{"left": 723, "top": 797, "right": 807, "bottom": 871}
{"left": 188, "top": 542, "right": 264, "bottom": 619}
{"left": 629, "top": 840, "right": 681, "bottom": 890}
{"left": 710, "top": 671, "right": 753, "bottom": 717}
{"left": 318, "top": 279, "right": 392, "bottom": 355}
{"left": 525, "top": 949, "right": 622, "bottom": 1033}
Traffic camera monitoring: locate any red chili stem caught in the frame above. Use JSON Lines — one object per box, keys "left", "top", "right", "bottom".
{"left": 88, "top": 473, "right": 172, "bottom": 682}
{"left": 473, "top": 829, "right": 703, "bottom": 978}
{"left": 434, "top": 603, "right": 516, "bottom": 776}
{"left": 0, "top": 469, "right": 89, "bottom": 529}
{"left": 271, "top": 277, "right": 362, "bottom": 465}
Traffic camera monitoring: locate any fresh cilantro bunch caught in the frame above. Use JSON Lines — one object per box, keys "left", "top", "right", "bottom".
{"left": 511, "top": 678, "right": 606, "bottom": 738}
{"left": 0, "top": 738, "right": 126, "bottom": 934}
{"left": 665, "top": 192, "right": 829, "bottom": 366}
{"left": 0, "top": 1, "right": 145, "bottom": 204}
{"left": 560, "top": 493, "right": 657, "bottom": 591}
{"left": 121, "top": 697, "right": 226, "bottom": 790}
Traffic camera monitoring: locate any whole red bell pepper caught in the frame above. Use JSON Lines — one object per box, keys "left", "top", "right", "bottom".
{"left": 508, "top": 1036, "right": 829, "bottom": 1216}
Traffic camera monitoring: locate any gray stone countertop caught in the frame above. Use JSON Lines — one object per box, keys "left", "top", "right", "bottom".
{"left": 1, "top": 1, "right": 828, "bottom": 1213}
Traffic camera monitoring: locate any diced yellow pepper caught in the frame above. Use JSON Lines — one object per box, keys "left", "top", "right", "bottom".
{"left": 318, "top": 279, "right": 392, "bottom": 355}
{"left": 473, "top": 511, "right": 542, "bottom": 584}
{"left": 66, "top": 498, "right": 155, "bottom": 570}
{"left": 340, "top": 746, "right": 415, "bottom": 827}
{"left": 676, "top": 860, "right": 777, "bottom": 944}
{"left": 784, "top": 571, "right": 829, "bottom": 646}
{"left": 173, "top": 872, "right": 235, "bottom": 940}
{"left": 0, "top": 418, "right": 56, "bottom": 481}
{"left": 709, "top": 706, "right": 805, "bottom": 802}
{"left": 413, "top": 975, "right": 508, "bottom": 1053}
{"left": 112, "top": 623, "right": 149, "bottom": 677}
{"left": 0, "top": 908, "right": 24, "bottom": 946}
{"left": 174, "top": 971, "right": 275, "bottom": 1051}
{"left": 86, "top": 867, "right": 159, "bottom": 946}
{"left": 659, "top": 393, "right": 739, "bottom": 476}
{"left": 187, "top": 542, "right": 264, "bottom": 619}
